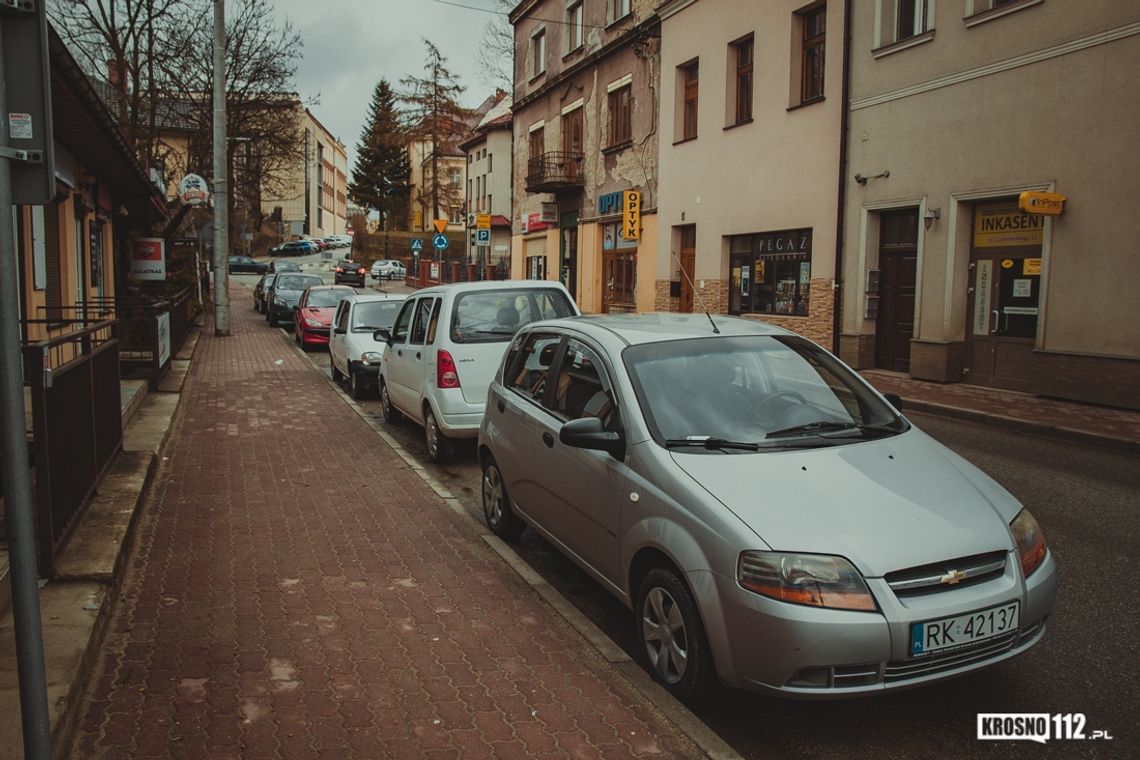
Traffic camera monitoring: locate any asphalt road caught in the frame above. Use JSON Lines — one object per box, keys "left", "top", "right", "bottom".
{"left": 237, "top": 269, "right": 1135, "bottom": 758}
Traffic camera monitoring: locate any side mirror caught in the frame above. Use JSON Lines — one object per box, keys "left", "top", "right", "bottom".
{"left": 559, "top": 417, "right": 625, "bottom": 460}
{"left": 883, "top": 393, "right": 904, "bottom": 412}
{"left": 333, "top": 327, "right": 347, "bottom": 335}
{"left": 373, "top": 328, "right": 392, "bottom": 344}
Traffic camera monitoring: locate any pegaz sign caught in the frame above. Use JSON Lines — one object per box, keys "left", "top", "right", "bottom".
{"left": 973, "top": 202, "right": 1044, "bottom": 248}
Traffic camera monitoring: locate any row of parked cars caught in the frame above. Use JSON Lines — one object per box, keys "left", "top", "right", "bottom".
{"left": 268, "top": 235, "right": 352, "bottom": 257}
{"left": 248, "top": 270, "right": 1057, "bottom": 703}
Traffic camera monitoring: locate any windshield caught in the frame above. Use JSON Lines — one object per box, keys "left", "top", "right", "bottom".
{"left": 450, "top": 288, "right": 576, "bottom": 344}
{"left": 306, "top": 288, "right": 352, "bottom": 308}
{"left": 624, "top": 335, "right": 907, "bottom": 450}
{"left": 352, "top": 300, "right": 403, "bottom": 330}
{"left": 276, "top": 275, "right": 321, "bottom": 291}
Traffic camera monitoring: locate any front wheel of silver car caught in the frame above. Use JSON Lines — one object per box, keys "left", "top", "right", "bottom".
{"left": 379, "top": 381, "right": 401, "bottom": 423}
{"left": 481, "top": 456, "right": 525, "bottom": 541}
{"left": 637, "top": 567, "right": 714, "bottom": 701}
{"left": 424, "top": 407, "right": 453, "bottom": 464}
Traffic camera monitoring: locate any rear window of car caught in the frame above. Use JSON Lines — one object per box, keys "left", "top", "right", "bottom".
{"left": 276, "top": 275, "right": 321, "bottom": 291}
{"left": 449, "top": 288, "right": 575, "bottom": 344}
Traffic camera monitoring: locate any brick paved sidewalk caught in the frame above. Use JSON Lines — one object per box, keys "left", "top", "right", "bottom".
{"left": 68, "top": 292, "right": 705, "bottom": 759}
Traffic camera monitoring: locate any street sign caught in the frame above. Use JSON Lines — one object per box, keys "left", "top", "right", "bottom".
{"left": 432, "top": 233, "right": 449, "bottom": 250}
{"left": 622, "top": 190, "right": 641, "bottom": 241}
{"left": 476, "top": 213, "right": 491, "bottom": 229}
{"left": 410, "top": 238, "right": 424, "bottom": 252}
{"left": 432, "top": 219, "right": 449, "bottom": 234}
{"left": 475, "top": 229, "right": 491, "bottom": 246}
{"left": 2, "top": 2, "right": 56, "bottom": 204}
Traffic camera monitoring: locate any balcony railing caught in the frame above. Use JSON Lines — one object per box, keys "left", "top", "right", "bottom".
{"left": 526, "top": 151, "right": 585, "bottom": 193}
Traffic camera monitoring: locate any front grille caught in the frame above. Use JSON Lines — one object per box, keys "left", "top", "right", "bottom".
{"left": 886, "top": 551, "right": 1007, "bottom": 596}
{"left": 884, "top": 632, "right": 1017, "bottom": 683}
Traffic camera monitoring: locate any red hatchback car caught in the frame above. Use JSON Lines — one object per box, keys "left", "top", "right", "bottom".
{"left": 294, "top": 285, "right": 355, "bottom": 349}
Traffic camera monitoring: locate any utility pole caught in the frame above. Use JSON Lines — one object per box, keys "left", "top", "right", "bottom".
{"left": 0, "top": 5, "right": 54, "bottom": 758}
{"left": 211, "top": 0, "right": 230, "bottom": 336}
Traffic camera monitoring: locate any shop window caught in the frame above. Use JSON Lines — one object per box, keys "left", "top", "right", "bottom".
{"left": 527, "top": 255, "right": 548, "bottom": 280}
{"left": 797, "top": 4, "right": 826, "bottom": 104}
{"left": 731, "top": 36, "right": 754, "bottom": 125}
{"left": 728, "top": 229, "right": 813, "bottom": 317}
{"left": 608, "top": 85, "right": 632, "bottom": 147}
{"left": 602, "top": 222, "right": 637, "bottom": 311}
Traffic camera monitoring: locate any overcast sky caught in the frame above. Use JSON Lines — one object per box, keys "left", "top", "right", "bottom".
{"left": 270, "top": 0, "right": 508, "bottom": 170}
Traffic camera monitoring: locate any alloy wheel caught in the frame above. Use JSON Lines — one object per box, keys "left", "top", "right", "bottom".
{"left": 641, "top": 586, "right": 688, "bottom": 685}
{"left": 483, "top": 464, "right": 504, "bottom": 528}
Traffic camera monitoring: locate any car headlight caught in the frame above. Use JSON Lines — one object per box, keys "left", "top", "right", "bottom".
{"left": 361, "top": 352, "right": 384, "bottom": 365}
{"left": 1009, "top": 509, "right": 1047, "bottom": 578}
{"left": 738, "top": 552, "right": 877, "bottom": 611}
{"left": 304, "top": 318, "right": 323, "bottom": 328}
{"left": 273, "top": 295, "right": 286, "bottom": 305}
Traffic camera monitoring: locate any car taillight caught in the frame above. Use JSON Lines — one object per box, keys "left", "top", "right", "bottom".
{"left": 437, "top": 350, "right": 461, "bottom": 388}
{"left": 357, "top": 268, "right": 365, "bottom": 274}
{"left": 335, "top": 266, "right": 343, "bottom": 273}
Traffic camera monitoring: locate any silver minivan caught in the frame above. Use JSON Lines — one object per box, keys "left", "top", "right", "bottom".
{"left": 377, "top": 280, "right": 578, "bottom": 462}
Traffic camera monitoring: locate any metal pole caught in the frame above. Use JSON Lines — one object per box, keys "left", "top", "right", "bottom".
{"left": 0, "top": 30, "right": 53, "bottom": 760}
{"left": 211, "top": 0, "right": 230, "bottom": 336}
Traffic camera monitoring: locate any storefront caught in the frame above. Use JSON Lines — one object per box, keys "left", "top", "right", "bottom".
{"left": 728, "top": 228, "right": 813, "bottom": 317}
{"left": 597, "top": 190, "right": 641, "bottom": 314}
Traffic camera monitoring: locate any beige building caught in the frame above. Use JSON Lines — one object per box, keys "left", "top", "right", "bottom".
{"left": 510, "top": 0, "right": 661, "bottom": 312}
{"left": 838, "top": 0, "right": 1140, "bottom": 409}
{"left": 657, "top": 0, "right": 845, "bottom": 346}
{"left": 266, "top": 108, "right": 348, "bottom": 238}
{"left": 407, "top": 139, "right": 467, "bottom": 233}
{"left": 459, "top": 95, "right": 514, "bottom": 271}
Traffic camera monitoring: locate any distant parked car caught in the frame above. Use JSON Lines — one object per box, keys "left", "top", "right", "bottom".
{"left": 272, "top": 240, "right": 315, "bottom": 257}
{"left": 334, "top": 259, "right": 367, "bottom": 287}
{"left": 377, "top": 280, "right": 579, "bottom": 462}
{"left": 324, "top": 235, "right": 352, "bottom": 249}
{"left": 293, "top": 285, "right": 355, "bottom": 350}
{"left": 329, "top": 293, "right": 409, "bottom": 398}
{"left": 268, "top": 260, "right": 301, "bottom": 274}
{"left": 370, "top": 259, "right": 406, "bottom": 281}
{"left": 228, "top": 255, "right": 267, "bottom": 275}
{"left": 266, "top": 273, "right": 324, "bottom": 327}
{"left": 253, "top": 273, "right": 276, "bottom": 313}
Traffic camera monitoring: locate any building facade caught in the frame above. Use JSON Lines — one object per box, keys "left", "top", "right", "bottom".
{"left": 407, "top": 139, "right": 467, "bottom": 233}
{"left": 460, "top": 95, "right": 514, "bottom": 273}
{"left": 838, "top": 0, "right": 1140, "bottom": 408}
{"left": 656, "top": 0, "right": 846, "bottom": 346}
{"left": 264, "top": 108, "right": 348, "bottom": 239}
{"left": 510, "top": 0, "right": 661, "bottom": 312}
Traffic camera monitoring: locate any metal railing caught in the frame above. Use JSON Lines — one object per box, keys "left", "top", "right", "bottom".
{"left": 91, "top": 287, "right": 194, "bottom": 388}
{"left": 21, "top": 319, "right": 121, "bottom": 576}
{"left": 526, "top": 151, "right": 585, "bottom": 192}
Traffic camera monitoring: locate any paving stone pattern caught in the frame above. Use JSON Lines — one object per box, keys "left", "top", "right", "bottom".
{"left": 68, "top": 291, "right": 703, "bottom": 759}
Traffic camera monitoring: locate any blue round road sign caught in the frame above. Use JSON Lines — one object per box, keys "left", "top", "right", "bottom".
{"left": 432, "top": 233, "right": 449, "bottom": 250}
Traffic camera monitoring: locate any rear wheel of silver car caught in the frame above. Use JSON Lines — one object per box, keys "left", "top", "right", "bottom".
{"left": 380, "top": 381, "right": 401, "bottom": 423}
{"left": 481, "top": 456, "right": 525, "bottom": 541}
{"left": 424, "top": 407, "right": 453, "bottom": 463}
{"left": 637, "top": 568, "right": 714, "bottom": 701}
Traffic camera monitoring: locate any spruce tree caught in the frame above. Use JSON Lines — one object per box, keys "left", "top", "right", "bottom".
{"left": 349, "top": 79, "right": 409, "bottom": 228}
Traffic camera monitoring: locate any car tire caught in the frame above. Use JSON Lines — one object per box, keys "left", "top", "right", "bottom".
{"left": 380, "top": 380, "right": 401, "bottom": 423}
{"left": 331, "top": 357, "right": 343, "bottom": 383}
{"left": 294, "top": 328, "right": 301, "bottom": 345}
{"left": 350, "top": 366, "right": 369, "bottom": 399}
{"left": 481, "top": 456, "right": 525, "bottom": 541}
{"left": 636, "top": 567, "right": 715, "bottom": 702}
{"left": 424, "top": 406, "right": 452, "bottom": 463}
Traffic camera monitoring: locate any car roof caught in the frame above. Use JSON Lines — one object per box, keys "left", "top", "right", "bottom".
{"left": 410, "top": 279, "right": 571, "bottom": 296}
{"left": 344, "top": 292, "right": 408, "bottom": 303}
{"left": 529, "top": 312, "right": 796, "bottom": 347}
{"left": 308, "top": 284, "right": 354, "bottom": 291}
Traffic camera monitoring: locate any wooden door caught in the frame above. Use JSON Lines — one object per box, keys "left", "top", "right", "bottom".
{"left": 679, "top": 225, "right": 696, "bottom": 313}
{"left": 874, "top": 210, "right": 918, "bottom": 372}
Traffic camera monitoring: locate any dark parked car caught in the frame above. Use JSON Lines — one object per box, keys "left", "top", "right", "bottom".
{"left": 228, "top": 255, "right": 267, "bottom": 275}
{"left": 266, "top": 273, "right": 323, "bottom": 327}
{"left": 268, "top": 259, "right": 301, "bottom": 274}
{"left": 271, "top": 240, "right": 316, "bottom": 257}
{"left": 253, "top": 273, "right": 276, "bottom": 313}
{"left": 334, "top": 259, "right": 367, "bottom": 287}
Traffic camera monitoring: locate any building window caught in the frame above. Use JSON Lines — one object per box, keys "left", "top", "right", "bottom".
{"left": 529, "top": 125, "right": 545, "bottom": 159}
{"left": 567, "top": 1, "right": 583, "bottom": 52}
{"left": 608, "top": 85, "right": 632, "bottom": 147}
{"left": 877, "top": 1, "right": 932, "bottom": 46}
{"left": 608, "top": 0, "right": 631, "bottom": 24}
{"left": 531, "top": 28, "right": 546, "bottom": 78}
{"left": 732, "top": 36, "right": 754, "bottom": 124}
{"left": 798, "top": 5, "right": 826, "bottom": 103}
{"left": 488, "top": 153, "right": 493, "bottom": 172}
{"left": 728, "top": 229, "right": 813, "bottom": 317}
{"left": 679, "top": 61, "right": 699, "bottom": 141}
{"left": 451, "top": 169, "right": 462, "bottom": 186}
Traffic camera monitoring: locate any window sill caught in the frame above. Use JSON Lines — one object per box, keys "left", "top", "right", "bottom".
{"left": 562, "top": 46, "right": 583, "bottom": 63}
{"left": 723, "top": 118, "right": 753, "bottom": 131}
{"left": 672, "top": 135, "right": 697, "bottom": 146}
{"left": 606, "top": 13, "right": 633, "bottom": 31}
{"left": 965, "top": 0, "right": 1043, "bottom": 28}
{"left": 602, "top": 139, "right": 633, "bottom": 155}
{"left": 787, "top": 96, "right": 825, "bottom": 112}
{"left": 872, "top": 29, "right": 935, "bottom": 58}
{"left": 528, "top": 71, "right": 546, "bottom": 85}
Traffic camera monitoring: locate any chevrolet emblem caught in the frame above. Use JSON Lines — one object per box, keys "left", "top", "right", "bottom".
{"left": 940, "top": 569, "right": 967, "bottom": 585}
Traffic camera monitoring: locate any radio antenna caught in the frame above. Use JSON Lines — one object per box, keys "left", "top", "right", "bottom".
{"left": 670, "top": 249, "right": 719, "bottom": 334}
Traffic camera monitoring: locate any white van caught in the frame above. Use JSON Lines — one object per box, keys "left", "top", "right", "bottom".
{"left": 377, "top": 280, "right": 579, "bottom": 462}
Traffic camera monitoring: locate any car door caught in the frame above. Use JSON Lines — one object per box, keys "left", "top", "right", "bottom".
{"left": 329, "top": 300, "right": 350, "bottom": 374}
{"left": 487, "top": 330, "right": 565, "bottom": 526}
{"left": 385, "top": 297, "right": 436, "bottom": 420}
{"left": 528, "top": 337, "right": 626, "bottom": 585}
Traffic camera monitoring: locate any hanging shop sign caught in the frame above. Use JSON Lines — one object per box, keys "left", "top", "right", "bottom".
{"left": 973, "top": 203, "right": 1044, "bottom": 248}
{"left": 130, "top": 237, "right": 166, "bottom": 281}
{"left": 622, "top": 191, "right": 641, "bottom": 241}
{"left": 1018, "top": 191, "right": 1066, "bottom": 216}
{"left": 178, "top": 173, "right": 209, "bottom": 206}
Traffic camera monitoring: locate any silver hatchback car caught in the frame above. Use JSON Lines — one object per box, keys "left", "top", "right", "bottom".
{"left": 478, "top": 313, "right": 1056, "bottom": 700}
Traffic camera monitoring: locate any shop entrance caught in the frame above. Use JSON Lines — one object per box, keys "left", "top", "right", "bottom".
{"left": 560, "top": 211, "right": 579, "bottom": 300}
{"left": 874, "top": 209, "right": 917, "bottom": 373}
{"left": 678, "top": 225, "right": 695, "bottom": 313}
{"left": 602, "top": 221, "right": 637, "bottom": 313}
{"left": 965, "top": 201, "right": 1044, "bottom": 391}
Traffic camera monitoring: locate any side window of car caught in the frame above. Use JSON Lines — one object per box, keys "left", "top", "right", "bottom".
{"left": 335, "top": 303, "right": 350, "bottom": 332}
{"left": 425, "top": 298, "right": 444, "bottom": 344}
{"left": 552, "top": 340, "right": 616, "bottom": 428}
{"left": 410, "top": 297, "right": 436, "bottom": 345}
{"left": 391, "top": 299, "right": 416, "bottom": 344}
{"left": 506, "top": 333, "right": 562, "bottom": 403}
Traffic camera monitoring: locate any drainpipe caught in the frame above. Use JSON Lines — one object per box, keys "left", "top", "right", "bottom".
{"left": 832, "top": 0, "right": 853, "bottom": 356}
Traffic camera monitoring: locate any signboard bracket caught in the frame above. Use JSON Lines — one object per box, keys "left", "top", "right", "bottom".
{"left": 0, "top": 146, "right": 42, "bottom": 162}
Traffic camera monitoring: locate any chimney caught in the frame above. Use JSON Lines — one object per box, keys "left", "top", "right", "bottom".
{"left": 108, "top": 59, "right": 127, "bottom": 91}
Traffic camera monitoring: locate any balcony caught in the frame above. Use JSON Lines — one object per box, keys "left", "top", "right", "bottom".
{"left": 526, "top": 151, "right": 585, "bottom": 193}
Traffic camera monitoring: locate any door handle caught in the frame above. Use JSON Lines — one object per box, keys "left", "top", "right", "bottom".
{"left": 990, "top": 310, "right": 999, "bottom": 334}
{"left": 497, "top": 399, "right": 505, "bottom": 413}
{"left": 397, "top": 349, "right": 403, "bottom": 357}
{"left": 416, "top": 351, "right": 421, "bottom": 360}
{"left": 541, "top": 432, "right": 555, "bottom": 448}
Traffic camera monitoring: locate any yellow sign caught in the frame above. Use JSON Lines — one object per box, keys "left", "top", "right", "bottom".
{"left": 1023, "top": 258, "right": 1042, "bottom": 275}
{"left": 1001, "top": 259, "right": 1014, "bottom": 269}
{"left": 622, "top": 190, "right": 641, "bottom": 241}
{"left": 1018, "top": 191, "right": 1066, "bottom": 216}
{"left": 413, "top": 210, "right": 423, "bottom": 228}
{"left": 973, "top": 203, "right": 1044, "bottom": 249}
{"left": 475, "top": 213, "right": 491, "bottom": 229}
{"left": 432, "top": 219, "right": 449, "bottom": 234}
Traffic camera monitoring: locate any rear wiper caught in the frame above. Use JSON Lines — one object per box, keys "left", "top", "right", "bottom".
{"left": 765, "top": 420, "right": 896, "bottom": 439}
{"left": 665, "top": 437, "right": 760, "bottom": 451}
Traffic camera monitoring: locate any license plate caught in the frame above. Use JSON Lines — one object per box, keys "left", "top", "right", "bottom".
{"left": 910, "top": 602, "right": 1019, "bottom": 656}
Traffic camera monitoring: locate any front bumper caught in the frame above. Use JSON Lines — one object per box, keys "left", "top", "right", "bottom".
{"left": 298, "top": 326, "right": 331, "bottom": 345}
{"left": 706, "top": 550, "right": 1057, "bottom": 698}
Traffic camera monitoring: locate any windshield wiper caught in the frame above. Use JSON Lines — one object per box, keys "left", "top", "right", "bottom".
{"left": 765, "top": 420, "right": 897, "bottom": 440}
{"left": 665, "top": 437, "right": 760, "bottom": 451}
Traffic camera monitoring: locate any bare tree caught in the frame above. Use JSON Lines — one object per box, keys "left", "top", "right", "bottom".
{"left": 474, "top": 0, "right": 514, "bottom": 92}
